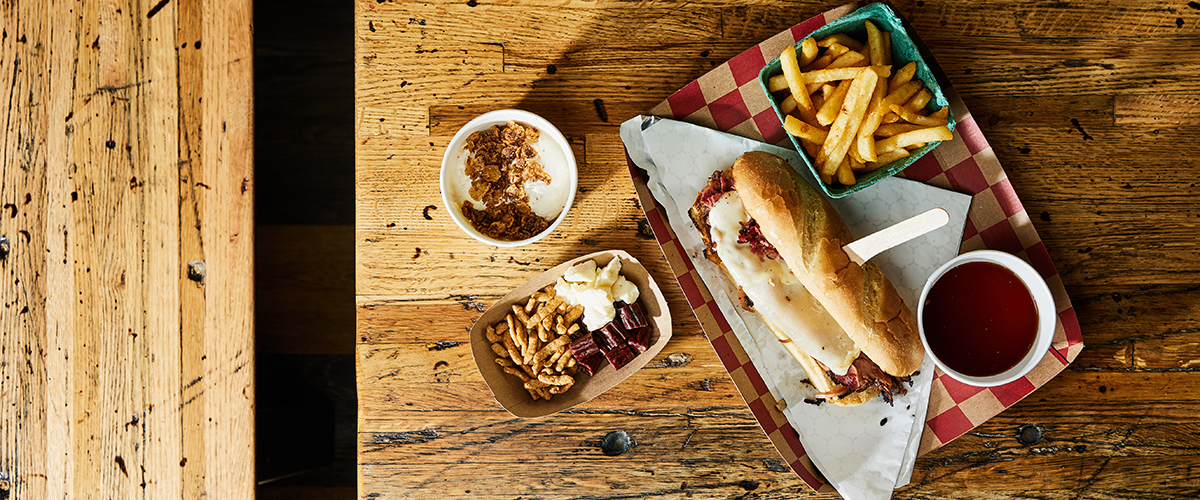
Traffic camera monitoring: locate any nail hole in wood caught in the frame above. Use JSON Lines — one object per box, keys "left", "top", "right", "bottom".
{"left": 1017, "top": 424, "right": 1043, "bottom": 446}
{"left": 600, "top": 430, "right": 635, "bottom": 456}
{"left": 187, "top": 261, "right": 205, "bottom": 282}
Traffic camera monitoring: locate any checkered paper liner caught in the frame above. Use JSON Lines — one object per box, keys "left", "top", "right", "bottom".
{"left": 624, "top": 1, "right": 1084, "bottom": 491}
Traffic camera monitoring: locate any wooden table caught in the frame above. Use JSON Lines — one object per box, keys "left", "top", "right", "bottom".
{"left": 355, "top": 0, "right": 1200, "bottom": 497}
{"left": 0, "top": 1, "right": 254, "bottom": 497}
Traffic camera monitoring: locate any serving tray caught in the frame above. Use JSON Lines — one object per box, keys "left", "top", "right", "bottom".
{"left": 625, "top": 0, "right": 1084, "bottom": 491}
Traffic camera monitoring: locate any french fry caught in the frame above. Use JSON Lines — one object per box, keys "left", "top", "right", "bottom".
{"left": 805, "top": 52, "right": 866, "bottom": 94}
{"left": 818, "top": 68, "right": 878, "bottom": 176}
{"left": 828, "top": 50, "right": 866, "bottom": 69}
{"left": 854, "top": 77, "right": 890, "bottom": 161}
{"left": 875, "top": 123, "right": 926, "bottom": 137}
{"left": 802, "top": 65, "right": 890, "bottom": 86}
{"left": 779, "top": 94, "right": 797, "bottom": 114}
{"left": 802, "top": 53, "right": 834, "bottom": 72}
{"left": 836, "top": 157, "right": 856, "bottom": 186}
{"left": 889, "top": 104, "right": 949, "bottom": 126}
{"left": 768, "top": 74, "right": 788, "bottom": 92}
{"left": 784, "top": 115, "right": 829, "bottom": 143}
{"left": 780, "top": 45, "right": 820, "bottom": 125}
{"left": 847, "top": 139, "right": 868, "bottom": 164}
{"left": 865, "top": 149, "right": 910, "bottom": 171}
{"left": 801, "top": 138, "right": 821, "bottom": 158}
{"left": 824, "top": 42, "right": 851, "bottom": 59}
{"left": 816, "top": 81, "right": 851, "bottom": 126}
{"left": 882, "top": 32, "right": 892, "bottom": 66}
{"left": 855, "top": 79, "right": 921, "bottom": 153}
{"left": 930, "top": 106, "right": 950, "bottom": 121}
{"left": 881, "top": 112, "right": 900, "bottom": 124}
{"left": 889, "top": 62, "right": 917, "bottom": 95}
{"left": 866, "top": 20, "right": 885, "bottom": 66}
{"left": 818, "top": 32, "right": 864, "bottom": 51}
{"left": 485, "top": 325, "right": 501, "bottom": 343}
{"left": 849, "top": 156, "right": 867, "bottom": 172}
{"left": 799, "top": 37, "right": 819, "bottom": 66}
{"left": 494, "top": 357, "right": 512, "bottom": 368}
{"left": 875, "top": 126, "right": 953, "bottom": 154}
{"left": 903, "top": 88, "right": 932, "bottom": 111}
{"left": 524, "top": 296, "right": 537, "bottom": 314}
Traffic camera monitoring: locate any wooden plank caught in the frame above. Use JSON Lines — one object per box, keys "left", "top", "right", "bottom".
{"left": 1069, "top": 285, "right": 1200, "bottom": 370}
{"left": 358, "top": 5, "right": 723, "bottom": 44}
{"left": 0, "top": 0, "right": 254, "bottom": 497}
{"left": 1114, "top": 95, "right": 1200, "bottom": 125}
{"left": 0, "top": 3, "right": 51, "bottom": 498}
{"left": 923, "top": 36, "right": 1200, "bottom": 97}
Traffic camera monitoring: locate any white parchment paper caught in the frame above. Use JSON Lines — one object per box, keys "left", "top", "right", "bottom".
{"left": 620, "top": 116, "right": 972, "bottom": 500}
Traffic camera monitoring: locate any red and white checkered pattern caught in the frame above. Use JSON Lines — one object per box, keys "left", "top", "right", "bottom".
{"left": 626, "top": 1, "right": 1083, "bottom": 491}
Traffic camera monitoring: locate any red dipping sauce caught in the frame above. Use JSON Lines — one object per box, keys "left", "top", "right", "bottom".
{"left": 922, "top": 261, "right": 1038, "bottom": 377}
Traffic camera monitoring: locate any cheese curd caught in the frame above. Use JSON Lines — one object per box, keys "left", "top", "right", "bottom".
{"left": 555, "top": 258, "right": 641, "bottom": 331}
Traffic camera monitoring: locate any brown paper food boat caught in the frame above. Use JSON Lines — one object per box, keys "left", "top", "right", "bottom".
{"left": 469, "top": 250, "right": 672, "bottom": 418}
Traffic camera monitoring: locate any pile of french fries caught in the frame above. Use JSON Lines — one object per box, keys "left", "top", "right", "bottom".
{"left": 768, "top": 21, "right": 953, "bottom": 186}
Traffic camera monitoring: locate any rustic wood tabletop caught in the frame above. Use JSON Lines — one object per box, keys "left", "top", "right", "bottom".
{"left": 355, "top": 0, "right": 1200, "bottom": 498}
{"left": 0, "top": 1, "right": 255, "bottom": 498}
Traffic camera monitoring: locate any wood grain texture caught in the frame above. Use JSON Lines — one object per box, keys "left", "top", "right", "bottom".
{"left": 356, "top": 0, "right": 1200, "bottom": 498}
{"left": 0, "top": 0, "right": 254, "bottom": 498}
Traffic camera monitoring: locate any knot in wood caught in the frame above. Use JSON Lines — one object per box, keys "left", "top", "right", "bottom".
{"left": 187, "top": 261, "right": 206, "bottom": 282}
{"left": 0, "top": 236, "right": 9, "bottom": 261}
{"left": 600, "top": 430, "right": 635, "bottom": 456}
{"left": 1017, "top": 424, "right": 1043, "bottom": 446}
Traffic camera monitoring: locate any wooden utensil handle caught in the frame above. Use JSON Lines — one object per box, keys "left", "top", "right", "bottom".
{"left": 843, "top": 208, "right": 950, "bottom": 266}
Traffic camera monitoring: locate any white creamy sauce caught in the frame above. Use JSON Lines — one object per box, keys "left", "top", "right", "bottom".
{"left": 708, "top": 192, "right": 859, "bottom": 375}
{"left": 448, "top": 127, "right": 569, "bottom": 220}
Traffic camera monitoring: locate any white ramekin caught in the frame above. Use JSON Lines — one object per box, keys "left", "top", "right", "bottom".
{"left": 917, "top": 249, "right": 1056, "bottom": 387}
{"left": 439, "top": 109, "right": 577, "bottom": 247}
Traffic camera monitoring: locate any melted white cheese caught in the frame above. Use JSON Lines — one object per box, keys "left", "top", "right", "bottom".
{"left": 708, "top": 192, "right": 859, "bottom": 375}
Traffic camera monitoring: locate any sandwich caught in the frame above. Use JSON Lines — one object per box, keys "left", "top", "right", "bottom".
{"left": 689, "top": 151, "right": 923, "bottom": 405}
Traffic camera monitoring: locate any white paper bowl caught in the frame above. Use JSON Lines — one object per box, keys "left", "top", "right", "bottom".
{"left": 917, "top": 250, "right": 1056, "bottom": 387}
{"left": 440, "top": 109, "right": 577, "bottom": 247}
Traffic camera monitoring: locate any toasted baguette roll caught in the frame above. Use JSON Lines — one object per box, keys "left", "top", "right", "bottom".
{"left": 730, "top": 152, "right": 923, "bottom": 376}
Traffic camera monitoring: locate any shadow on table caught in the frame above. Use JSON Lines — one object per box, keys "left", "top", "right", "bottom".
{"left": 254, "top": 0, "right": 355, "bottom": 498}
